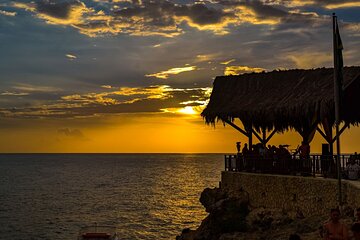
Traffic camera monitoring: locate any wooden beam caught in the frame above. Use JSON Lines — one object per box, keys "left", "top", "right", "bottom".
{"left": 316, "top": 126, "right": 330, "bottom": 143}
{"left": 310, "top": 121, "right": 319, "bottom": 132}
{"left": 265, "top": 129, "right": 277, "bottom": 144}
{"left": 297, "top": 121, "right": 319, "bottom": 143}
{"left": 252, "top": 129, "right": 263, "bottom": 143}
{"left": 332, "top": 123, "right": 350, "bottom": 144}
{"left": 248, "top": 128, "right": 253, "bottom": 149}
{"left": 262, "top": 127, "right": 266, "bottom": 144}
{"left": 321, "top": 118, "right": 334, "bottom": 155}
{"left": 222, "top": 119, "right": 248, "bottom": 137}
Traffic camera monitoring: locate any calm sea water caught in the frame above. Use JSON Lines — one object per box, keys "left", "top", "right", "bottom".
{"left": 0, "top": 154, "right": 224, "bottom": 240}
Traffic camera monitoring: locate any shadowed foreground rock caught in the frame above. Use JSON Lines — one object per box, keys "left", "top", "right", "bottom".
{"left": 177, "top": 187, "right": 249, "bottom": 240}
{"left": 176, "top": 187, "right": 333, "bottom": 240}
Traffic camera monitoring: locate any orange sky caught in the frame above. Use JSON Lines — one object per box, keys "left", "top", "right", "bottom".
{"left": 0, "top": 112, "right": 358, "bottom": 153}
{"left": 1, "top": 1, "right": 360, "bottom": 153}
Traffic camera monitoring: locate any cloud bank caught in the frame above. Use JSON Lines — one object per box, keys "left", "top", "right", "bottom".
{"left": 0, "top": 85, "right": 212, "bottom": 118}
{"left": 11, "top": 0, "right": 358, "bottom": 37}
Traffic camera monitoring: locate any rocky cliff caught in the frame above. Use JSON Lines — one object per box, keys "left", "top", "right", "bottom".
{"left": 176, "top": 187, "right": 355, "bottom": 240}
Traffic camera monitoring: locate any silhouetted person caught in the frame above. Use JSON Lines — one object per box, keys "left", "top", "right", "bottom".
{"left": 297, "top": 141, "right": 310, "bottom": 159}
{"left": 242, "top": 143, "right": 249, "bottom": 155}
{"left": 346, "top": 158, "right": 360, "bottom": 180}
{"left": 295, "top": 141, "right": 311, "bottom": 174}
{"left": 236, "top": 142, "right": 241, "bottom": 153}
{"left": 267, "top": 145, "right": 276, "bottom": 157}
{"left": 278, "top": 145, "right": 291, "bottom": 159}
{"left": 258, "top": 143, "right": 265, "bottom": 157}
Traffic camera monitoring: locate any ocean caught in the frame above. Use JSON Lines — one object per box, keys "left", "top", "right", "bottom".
{"left": 0, "top": 154, "right": 224, "bottom": 240}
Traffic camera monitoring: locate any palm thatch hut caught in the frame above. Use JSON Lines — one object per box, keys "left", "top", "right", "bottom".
{"left": 201, "top": 66, "right": 360, "bottom": 151}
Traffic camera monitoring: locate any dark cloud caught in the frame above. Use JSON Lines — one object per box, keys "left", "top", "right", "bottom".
{"left": 220, "top": 0, "right": 287, "bottom": 17}
{"left": 36, "top": 0, "right": 82, "bottom": 19}
{"left": 175, "top": 3, "right": 235, "bottom": 25}
{"left": 57, "top": 128, "right": 88, "bottom": 140}
{"left": 221, "top": 0, "right": 318, "bottom": 24}
{"left": 114, "top": 1, "right": 177, "bottom": 27}
{"left": 114, "top": 0, "right": 234, "bottom": 27}
{"left": 245, "top": 1, "right": 288, "bottom": 18}
{"left": 13, "top": 0, "right": 349, "bottom": 38}
{"left": 58, "top": 127, "right": 83, "bottom": 136}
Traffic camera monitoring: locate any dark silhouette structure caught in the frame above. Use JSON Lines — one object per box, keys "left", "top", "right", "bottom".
{"left": 201, "top": 67, "right": 360, "bottom": 153}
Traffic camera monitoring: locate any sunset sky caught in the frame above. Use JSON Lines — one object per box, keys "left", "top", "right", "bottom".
{"left": 0, "top": 0, "right": 360, "bottom": 153}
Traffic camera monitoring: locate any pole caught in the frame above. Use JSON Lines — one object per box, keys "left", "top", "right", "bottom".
{"left": 262, "top": 127, "right": 266, "bottom": 146}
{"left": 248, "top": 128, "right": 253, "bottom": 150}
{"left": 332, "top": 13, "right": 342, "bottom": 206}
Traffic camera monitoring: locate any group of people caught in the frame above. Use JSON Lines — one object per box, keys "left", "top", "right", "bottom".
{"left": 234, "top": 141, "right": 311, "bottom": 174}
{"left": 236, "top": 142, "right": 294, "bottom": 159}
{"left": 236, "top": 141, "right": 310, "bottom": 160}
{"left": 236, "top": 141, "right": 360, "bottom": 180}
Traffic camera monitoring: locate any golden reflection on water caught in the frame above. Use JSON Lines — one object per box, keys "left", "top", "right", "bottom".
{"left": 147, "top": 154, "right": 222, "bottom": 235}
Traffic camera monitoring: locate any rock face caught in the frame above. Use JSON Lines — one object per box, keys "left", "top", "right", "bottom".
{"left": 199, "top": 187, "right": 228, "bottom": 213}
{"left": 176, "top": 187, "right": 339, "bottom": 240}
{"left": 177, "top": 187, "right": 250, "bottom": 240}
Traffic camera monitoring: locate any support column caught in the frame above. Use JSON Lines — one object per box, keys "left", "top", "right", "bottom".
{"left": 248, "top": 129, "right": 253, "bottom": 150}
{"left": 316, "top": 126, "right": 333, "bottom": 154}
{"left": 322, "top": 118, "right": 334, "bottom": 155}
{"left": 245, "top": 123, "right": 253, "bottom": 150}
{"left": 262, "top": 127, "right": 266, "bottom": 146}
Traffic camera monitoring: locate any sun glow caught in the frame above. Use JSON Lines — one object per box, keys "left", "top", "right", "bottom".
{"left": 161, "top": 106, "right": 198, "bottom": 115}
{"left": 177, "top": 106, "right": 197, "bottom": 115}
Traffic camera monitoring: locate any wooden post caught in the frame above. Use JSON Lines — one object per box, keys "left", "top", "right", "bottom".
{"left": 262, "top": 127, "right": 266, "bottom": 146}
{"left": 249, "top": 129, "right": 253, "bottom": 150}
{"left": 246, "top": 125, "right": 253, "bottom": 150}
{"left": 265, "top": 129, "right": 277, "bottom": 145}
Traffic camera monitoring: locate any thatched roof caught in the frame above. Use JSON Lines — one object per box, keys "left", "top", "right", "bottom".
{"left": 201, "top": 67, "right": 360, "bottom": 132}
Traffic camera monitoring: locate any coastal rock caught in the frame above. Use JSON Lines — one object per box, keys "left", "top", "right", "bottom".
{"left": 177, "top": 186, "right": 354, "bottom": 240}
{"left": 199, "top": 187, "right": 228, "bottom": 213}
{"left": 247, "top": 207, "right": 293, "bottom": 231}
{"left": 218, "top": 232, "right": 247, "bottom": 240}
{"left": 176, "top": 187, "right": 250, "bottom": 240}
{"left": 176, "top": 228, "right": 196, "bottom": 240}
{"left": 194, "top": 197, "right": 249, "bottom": 240}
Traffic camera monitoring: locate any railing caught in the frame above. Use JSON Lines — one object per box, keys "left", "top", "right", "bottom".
{"left": 224, "top": 154, "right": 359, "bottom": 178}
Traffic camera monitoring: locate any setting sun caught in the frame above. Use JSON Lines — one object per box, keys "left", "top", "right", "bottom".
{"left": 177, "top": 106, "right": 197, "bottom": 115}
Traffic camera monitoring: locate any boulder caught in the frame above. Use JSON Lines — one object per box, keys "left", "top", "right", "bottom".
{"left": 194, "top": 197, "right": 250, "bottom": 240}
{"left": 247, "top": 207, "right": 292, "bottom": 231}
{"left": 200, "top": 187, "right": 228, "bottom": 213}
